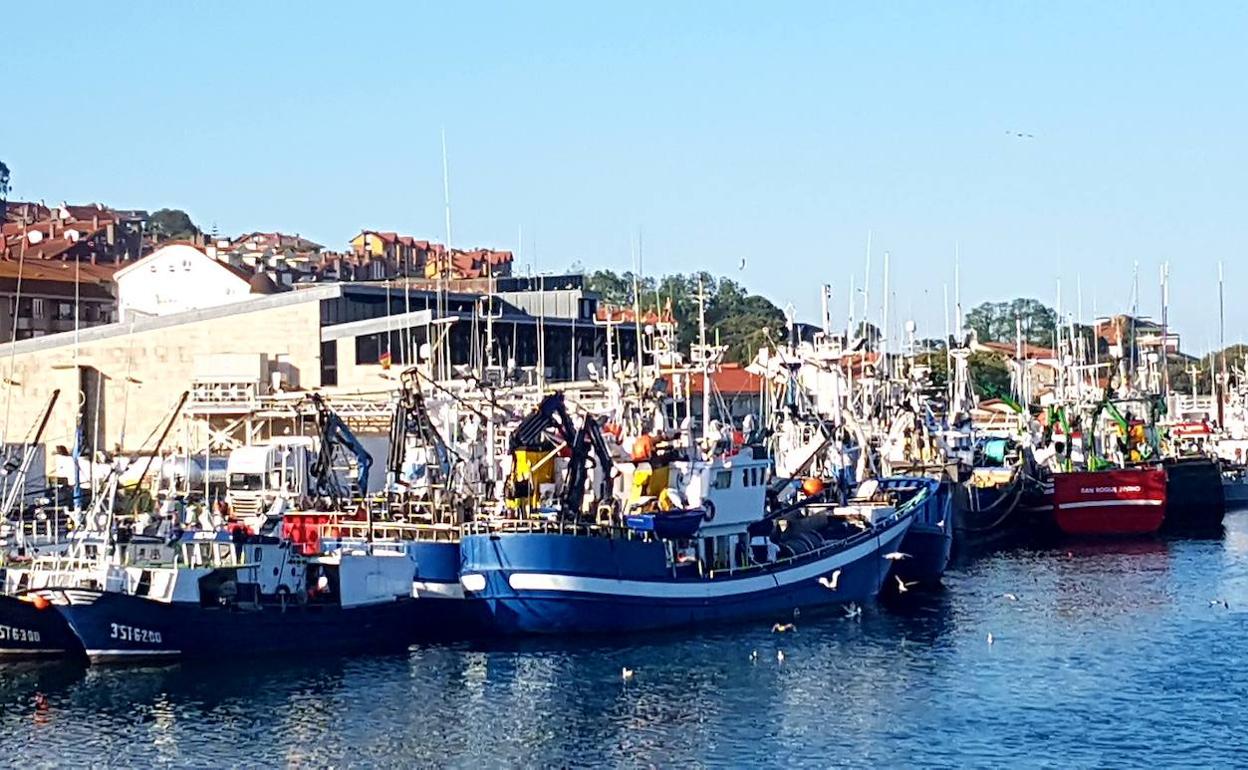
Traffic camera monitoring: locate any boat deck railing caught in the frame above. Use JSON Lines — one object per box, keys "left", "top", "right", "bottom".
{"left": 321, "top": 520, "right": 461, "bottom": 543}
{"left": 464, "top": 516, "right": 648, "bottom": 541}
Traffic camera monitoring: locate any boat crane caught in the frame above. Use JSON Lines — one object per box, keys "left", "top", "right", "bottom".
{"left": 308, "top": 393, "right": 374, "bottom": 505}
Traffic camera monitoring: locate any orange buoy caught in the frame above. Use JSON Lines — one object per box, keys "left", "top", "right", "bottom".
{"left": 801, "top": 477, "right": 825, "bottom": 497}
{"left": 31, "top": 595, "right": 50, "bottom": 611}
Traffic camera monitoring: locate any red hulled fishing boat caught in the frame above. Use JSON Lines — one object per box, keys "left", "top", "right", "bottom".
{"left": 1051, "top": 467, "right": 1166, "bottom": 536}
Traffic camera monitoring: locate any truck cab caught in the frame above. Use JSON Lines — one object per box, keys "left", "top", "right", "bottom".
{"left": 225, "top": 442, "right": 312, "bottom": 517}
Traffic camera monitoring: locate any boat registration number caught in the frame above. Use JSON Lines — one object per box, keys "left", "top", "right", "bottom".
{"left": 0, "top": 624, "right": 41, "bottom": 643}
{"left": 110, "top": 623, "right": 162, "bottom": 644}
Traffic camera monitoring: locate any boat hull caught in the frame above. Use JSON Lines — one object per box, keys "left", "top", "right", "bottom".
{"left": 0, "top": 593, "right": 81, "bottom": 658}
{"left": 1052, "top": 468, "right": 1166, "bottom": 536}
{"left": 891, "top": 480, "right": 955, "bottom": 586}
{"left": 459, "top": 513, "right": 914, "bottom": 635}
{"left": 48, "top": 589, "right": 430, "bottom": 663}
{"left": 888, "top": 474, "right": 953, "bottom": 581}
{"left": 1160, "top": 458, "right": 1225, "bottom": 534}
{"left": 1224, "top": 478, "right": 1248, "bottom": 510}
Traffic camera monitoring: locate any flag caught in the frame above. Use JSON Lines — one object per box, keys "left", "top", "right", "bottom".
{"left": 379, "top": 349, "right": 392, "bottom": 370}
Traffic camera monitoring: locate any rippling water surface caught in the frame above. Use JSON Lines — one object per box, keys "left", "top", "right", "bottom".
{"left": 6, "top": 513, "right": 1248, "bottom": 768}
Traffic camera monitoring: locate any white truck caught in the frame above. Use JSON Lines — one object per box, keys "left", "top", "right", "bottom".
{"left": 225, "top": 442, "right": 313, "bottom": 517}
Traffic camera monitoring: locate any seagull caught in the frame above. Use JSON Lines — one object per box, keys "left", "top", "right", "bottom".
{"left": 844, "top": 602, "right": 862, "bottom": 619}
{"left": 739, "top": 257, "right": 747, "bottom": 271}
{"left": 884, "top": 552, "right": 911, "bottom": 561}
{"left": 777, "top": 650, "right": 785, "bottom": 664}
{"left": 987, "top": 633, "right": 995, "bottom": 645}
{"left": 818, "top": 570, "right": 842, "bottom": 590}
{"left": 1210, "top": 599, "right": 1230, "bottom": 609}
{"left": 621, "top": 667, "right": 635, "bottom": 682}
{"left": 935, "top": 518, "right": 946, "bottom": 528}
{"left": 1003, "top": 593, "right": 1019, "bottom": 602}
{"left": 750, "top": 649, "right": 759, "bottom": 662}
{"left": 895, "top": 576, "right": 918, "bottom": 593}
{"left": 772, "top": 622, "right": 797, "bottom": 633}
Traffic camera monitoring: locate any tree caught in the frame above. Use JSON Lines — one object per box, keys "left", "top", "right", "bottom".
{"left": 586, "top": 269, "right": 786, "bottom": 363}
{"left": 969, "top": 351, "right": 1012, "bottom": 398}
{"left": 965, "top": 298, "right": 1056, "bottom": 347}
{"left": 149, "top": 208, "right": 200, "bottom": 241}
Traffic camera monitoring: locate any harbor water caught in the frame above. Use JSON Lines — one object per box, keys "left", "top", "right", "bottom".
{"left": 4, "top": 513, "right": 1248, "bottom": 768}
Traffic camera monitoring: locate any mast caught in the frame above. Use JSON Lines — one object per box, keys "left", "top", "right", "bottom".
{"left": 820, "top": 284, "right": 832, "bottom": 336}
{"left": 881, "top": 251, "right": 890, "bottom": 377}
{"left": 440, "top": 127, "right": 453, "bottom": 379}
{"left": 1218, "top": 261, "right": 1226, "bottom": 427}
{"left": 697, "top": 277, "right": 710, "bottom": 443}
{"left": 954, "top": 242, "right": 962, "bottom": 335}
{"left": 1160, "top": 262, "right": 1170, "bottom": 399}
{"left": 861, "top": 231, "right": 872, "bottom": 335}
{"left": 943, "top": 282, "right": 952, "bottom": 406}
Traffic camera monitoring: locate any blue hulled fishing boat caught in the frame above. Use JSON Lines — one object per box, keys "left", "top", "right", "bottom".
{"left": 459, "top": 393, "right": 923, "bottom": 635}
{"left": 879, "top": 476, "right": 954, "bottom": 587}
{"left": 0, "top": 593, "right": 79, "bottom": 657}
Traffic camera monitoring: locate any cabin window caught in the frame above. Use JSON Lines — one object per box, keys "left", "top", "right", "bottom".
{"left": 714, "top": 470, "right": 732, "bottom": 490}
{"left": 254, "top": 547, "right": 263, "bottom": 562}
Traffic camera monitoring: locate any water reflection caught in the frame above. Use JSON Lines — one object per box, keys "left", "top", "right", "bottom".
{"left": 4, "top": 516, "right": 1248, "bottom": 766}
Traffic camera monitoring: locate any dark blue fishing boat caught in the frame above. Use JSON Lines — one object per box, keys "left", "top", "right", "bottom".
{"left": 458, "top": 393, "right": 921, "bottom": 635}
{"left": 878, "top": 476, "right": 954, "bottom": 588}
{"left": 44, "top": 542, "right": 423, "bottom": 662}
{"left": 0, "top": 593, "right": 80, "bottom": 658}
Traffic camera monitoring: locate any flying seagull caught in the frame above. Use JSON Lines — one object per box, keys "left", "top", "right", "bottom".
{"left": 818, "top": 570, "right": 842, "bottom": 590}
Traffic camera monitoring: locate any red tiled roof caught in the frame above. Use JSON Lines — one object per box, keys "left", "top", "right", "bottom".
{"left": 689, "top": 363, "right": 762, "bottom": 395}
{"left": 0, "top": 259, "right": 118, "bottom": 300}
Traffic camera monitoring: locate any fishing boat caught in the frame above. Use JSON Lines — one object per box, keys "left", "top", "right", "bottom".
{"left": 459, "top": 391, "right": 919, "bottom": 635}
{"left": 42, "top": 536, "right": 421, "bottom": 662}
{"left": 1051, "top": 466, "right": 1167, "bottom": 536}
{"left": 1158, "top": 456, "right": 1225, "bottom": 534}
{"left": 883, "top": 476, "right": 954, "bottom": 586}
{"left": 1222, "top": 463, "right": 1248, "bottom": 509}
{"left": 0, "top": 593, "right": 80, "bottom": 658}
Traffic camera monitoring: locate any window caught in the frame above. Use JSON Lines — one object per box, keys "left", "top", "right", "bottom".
{"left": 355, "top": 331, "right": 412, "bottom": 366}
{"left": 30, "top": 299, "right": 45, "bottom": 319}
{"left": 253, "top": 547, "right": 263, "bottom": 563}
{"left": 714, "top": 470, "right": 732, "bottom": 490}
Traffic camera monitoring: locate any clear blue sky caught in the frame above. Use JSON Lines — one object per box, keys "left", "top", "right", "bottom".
{"left": 5, "top": 2, "right": 1247, "bottom": 350}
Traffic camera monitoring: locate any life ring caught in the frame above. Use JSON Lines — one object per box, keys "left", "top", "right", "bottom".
{"left": 702, "top": 500, "right": 716, "bottom": 522}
